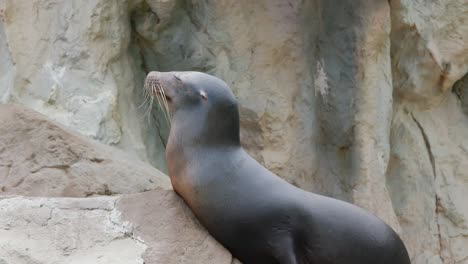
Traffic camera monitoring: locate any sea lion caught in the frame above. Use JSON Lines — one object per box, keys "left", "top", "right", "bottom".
{"left": 144, "top": 71, "right": 411, "bottom": 264}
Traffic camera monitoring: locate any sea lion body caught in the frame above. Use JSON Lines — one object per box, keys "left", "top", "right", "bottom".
{"left": 145, "top": 71, "right": 411, "bottom": 264}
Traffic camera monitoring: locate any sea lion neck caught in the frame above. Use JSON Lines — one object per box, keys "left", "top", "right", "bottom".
{"left": 166, "top": 104, "right": 241, "bottom": 185}
{"left": 169, "top": 101, "right": 241, "bottom": 148}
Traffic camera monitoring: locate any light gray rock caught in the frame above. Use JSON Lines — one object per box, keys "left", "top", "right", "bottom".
{"left": 0, "top": 0, "right": 168, "bottom": 171}
{"left": 389, "top": 95, "right": 468, "bottom": 264}
{"left": 390, "top": 0, "right": 468, "bottom": 108}
{"left": 389, "top": 0, "right": 468, "bottom": 263}
{"left": 0, "top": 189, "right": 236, "bottom": 264}
{"left": 387, "top": 106, "right": 443, "bottom": 264}
{"left": 0, "top": 104, "right": 170, "bottom": 197}
{"left": 0, "top": 13, "right": 15, "bottom": 103}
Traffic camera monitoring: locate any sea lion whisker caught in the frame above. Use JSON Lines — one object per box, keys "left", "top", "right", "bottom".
{"left": 163, "top": 88, "right": 172, "bottom": 123}
{"left": 139, "top": 80, "right": 150, "bottom": 109}
{"left": 152, "top": 83, "right": 164, "bottom": 122}
{"left": 153, "top": 82, "right": 171, "bottom": 126}
{"left": 143, "top": 96, "right": 153, "bottom": 123}
{"left": 138, "top": 89, "right": 151, "bottom": 110}
{"left": 158, "top": 83, "right": 171, "bottom": 126}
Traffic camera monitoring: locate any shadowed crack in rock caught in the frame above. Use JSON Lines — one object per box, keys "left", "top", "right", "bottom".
{"left": 411, "top": 113, "right": 445, "bottom": 263}
{"left": 84, "top": 184, "right": 120, "bottom": 197}
{"left": 410, "top": 113, "right": 436, "bottom": 177}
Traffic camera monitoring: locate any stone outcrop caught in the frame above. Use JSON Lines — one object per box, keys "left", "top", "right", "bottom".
{"left": 1, "top": 0, "right": 468, "bottom": 263}
{"left": 0, "top": 104, "right": 170, "bottom": 197}
{"left": 388, "top": 1, "right": 468, "bottom": 263}
{"left": 0, "top": 190, "right": 235, "bottom": 264}
{"left": 0, "top": 104, "right": 235, "bottom": 263}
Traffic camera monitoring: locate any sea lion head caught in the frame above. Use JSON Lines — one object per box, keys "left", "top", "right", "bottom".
{"left": 144, "top": 71, "right": 240, "bottom": 147}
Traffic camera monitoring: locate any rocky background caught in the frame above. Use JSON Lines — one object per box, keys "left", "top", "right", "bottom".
{"left": 0, "top": 0, "right": 467, "bottom": 263}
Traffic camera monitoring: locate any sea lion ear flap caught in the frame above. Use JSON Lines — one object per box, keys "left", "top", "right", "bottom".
{"left": 200, "top": 90, "right": 208, "bottom": 100}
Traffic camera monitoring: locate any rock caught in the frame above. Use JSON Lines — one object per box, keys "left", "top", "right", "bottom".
{"left": 387, "top": 106, "right": 443, "bottom": 264}
{"left": 0, "top": 104, "right": 171, "bottom": 197}
{"left": 117, "top": 190, "right": 234, "bottom": 264}
{"left": 453, "top": 73, "right": 468, "bottom": 115}
{"left": 312, "top": 0, "right": 399, "bottom": 229}
{"left": 388, "top": 1, "right": 468, "bottom": 262}
{"left": 0, "top": 0, "right": 168, "bottom": 171}
{"left": 388, "top": 95, "right": 468, "bottom": 264}
{"left": 0, "top": 189, "right": 236, "bottom": 264}
{"left": 1, "top": 0, "right": 468, "bottom": 263}
{"left": 390, "top": 0, "right": 468, "bottom": 108}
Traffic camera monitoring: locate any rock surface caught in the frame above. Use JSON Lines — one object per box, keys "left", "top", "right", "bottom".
{"left": 0, "top": 0, "right": 468, "bottom": 263}
{"left": 389, "top": 1, "right": 468, "bottom": 263}
{"left": 388, "top": 96, "right": 468, "bottom": 264}
{"left": 0, "top": 190, "right": 235, "bottom": 264}
{"left": 0, "top": 0, "right": 169, "bottom": 171}
{"left": 0, "top": 103, "right": 170, "bottom": 197}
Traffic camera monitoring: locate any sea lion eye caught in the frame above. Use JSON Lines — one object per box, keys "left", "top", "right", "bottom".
{"left": 200, "top": 90, "right": 208, "bottom": 100}
{"left": 173, "top": 75, "right": 182, "bottom": 82}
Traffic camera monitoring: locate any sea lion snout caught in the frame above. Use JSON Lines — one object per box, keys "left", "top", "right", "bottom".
{"left": 144, "top": 71, "right": 179, "bottom": 99}
{"left": 144, "top": 71, "right": 189, "bottom": 114}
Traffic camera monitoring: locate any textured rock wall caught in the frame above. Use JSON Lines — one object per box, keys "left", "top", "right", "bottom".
{"left": 0, "top": 104, "right": 171, "bottom": 197}
{"left": 0, "top": 190, "right": 235, "bottom": 264}
{"left": 0, "top": 104, "right": 235, "bottom": 264}
{"left": 1, "top": 0, "right": 468, "bottom": 263}
{"left": 0, "top": 0, "right": 168, "bottom": 171}
{"left": 389, "top": 1, "right": 468, "bottom": 263}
